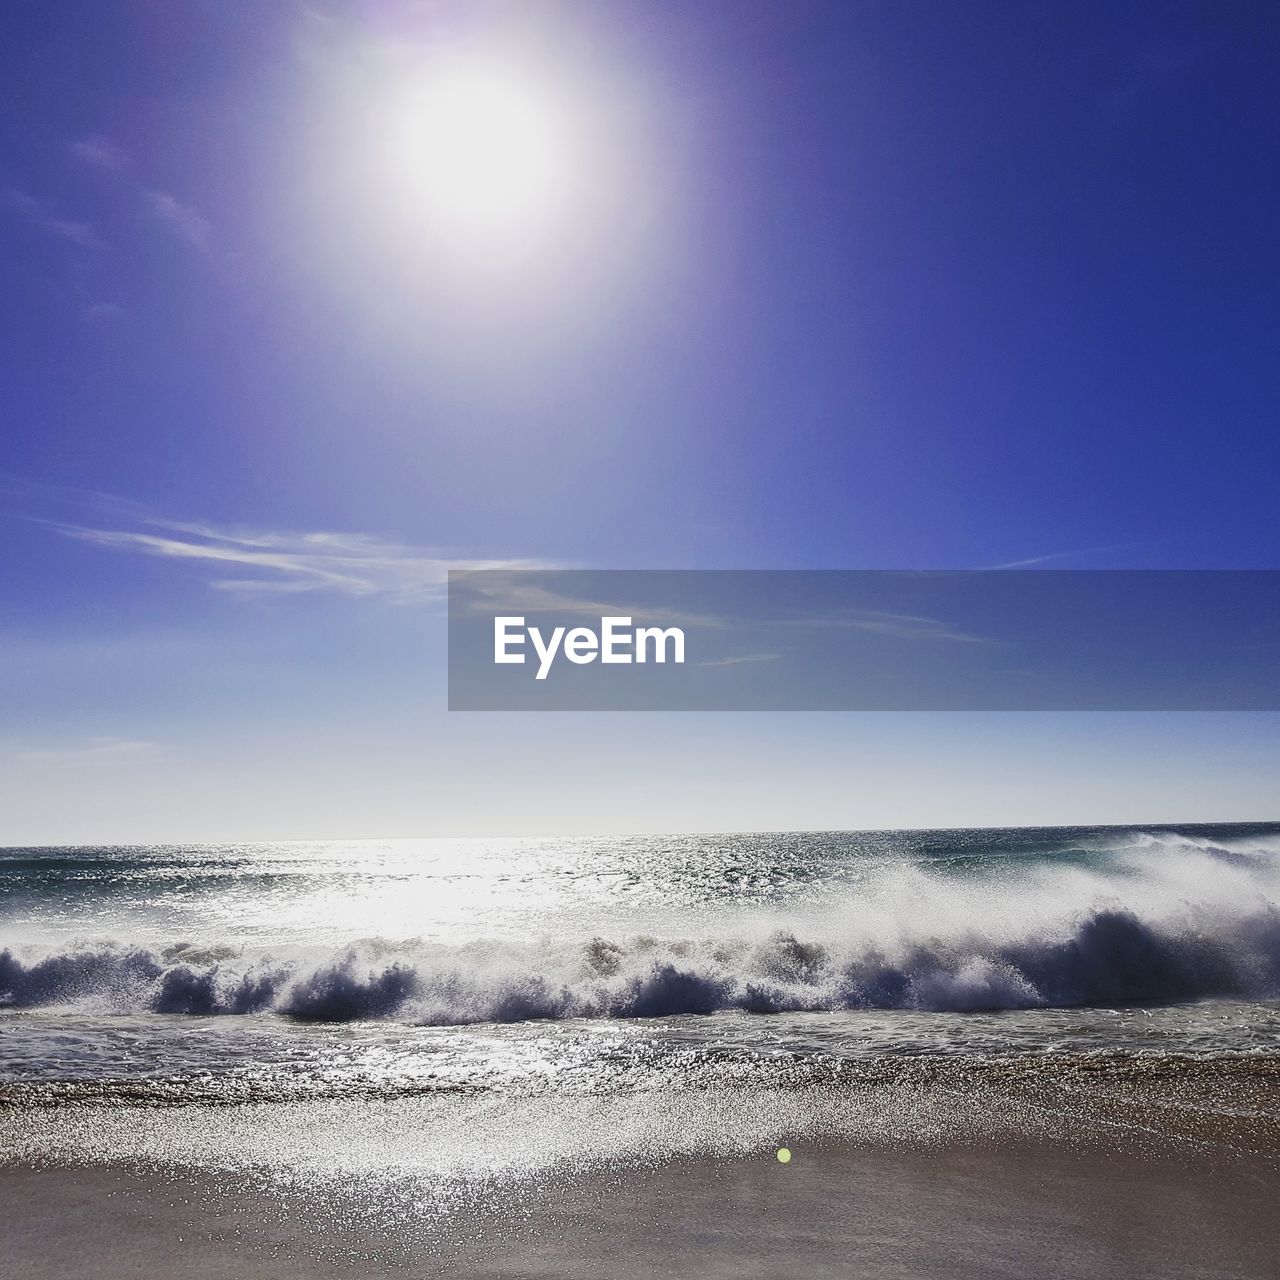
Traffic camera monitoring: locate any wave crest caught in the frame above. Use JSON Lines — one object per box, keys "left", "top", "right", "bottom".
{"left": 5, "top": 901, "right": 1280, "bottom": 1023}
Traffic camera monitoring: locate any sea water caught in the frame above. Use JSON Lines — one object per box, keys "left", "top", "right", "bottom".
{"left": 3, "top": 824, "right": 1280, "bottom": 1099}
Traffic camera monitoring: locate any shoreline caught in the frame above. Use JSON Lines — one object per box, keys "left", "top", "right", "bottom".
{"left": 4, "top": 1133, "right": 1279, "bottom": 1279}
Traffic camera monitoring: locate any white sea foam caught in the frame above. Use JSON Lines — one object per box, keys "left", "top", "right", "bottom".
{"left": 4, "top": 829, "right": 1280, "bottom": 1022}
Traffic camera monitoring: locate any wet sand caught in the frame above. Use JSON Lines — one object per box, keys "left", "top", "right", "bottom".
{"left": 3, "top": 1137, "right": 1278, "bottom": 1279}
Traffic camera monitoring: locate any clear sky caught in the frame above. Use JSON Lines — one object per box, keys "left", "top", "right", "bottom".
{"left": 3, "top": 2, "right": 1279, "bottom": 841}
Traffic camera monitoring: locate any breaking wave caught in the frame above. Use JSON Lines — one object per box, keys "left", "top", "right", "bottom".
{"left": 4, "top": 906, "right": 1280, "bottom": 1022}
{"left": 6, "top": 827, "right": 1280, "bottom": 1024}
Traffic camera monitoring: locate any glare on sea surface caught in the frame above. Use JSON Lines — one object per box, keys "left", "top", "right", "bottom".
{"left": 383, "top": 58, "right": 570, "bottom": 249}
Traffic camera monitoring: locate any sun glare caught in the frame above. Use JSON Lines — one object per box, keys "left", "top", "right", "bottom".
{"left": 387, "top": 60, "right": 569, "bottom": 248}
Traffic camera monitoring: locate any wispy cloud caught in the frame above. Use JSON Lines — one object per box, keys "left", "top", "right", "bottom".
{"left": 145, "top": 190, "right": 212, "bottom": 251}
{"left": 82, "top": 301, "right": 125, "bottom": 322}
{"left": 988, "top": 551, "right": 1078, "bottom": 570}
{"left": 3, "top": 188, "right": 99, "bottom": 248}
{"left": 696, "top": 652, "right": 781, "bottom": 668}
{"left": 69, "top": 132, "right": 216, "bottom": 256}
{"left": 456, "top": 576, "right": 720, "bottom": 628}
{"left": 1, "top": 736, "right": 158, "bottom": 763}
{"left": 46, "top": 513, "right": 549, "bottom": 604}
{"left": 984, "top": 542, "right": 1153, "bottom": 570}
{"left": 789, "top": 608, "right": 990, "bottom": 644}
{"left": 69, "top": 135, "right": 131, "bottom": 171}
{"left": 456, "top": 576, "right": 990, "bottom": 643}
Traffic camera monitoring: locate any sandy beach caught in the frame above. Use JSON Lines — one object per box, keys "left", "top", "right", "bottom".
{"left": 4, "top": 1134, "right": 1278, "bottom": 1279}
{"left": 5, "top": 1053, "right": 1280, "bottom": 1280}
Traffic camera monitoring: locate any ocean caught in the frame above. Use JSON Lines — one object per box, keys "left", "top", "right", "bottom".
{"left": 4, "top": 823, "right": 1280, "bottom": 1185}
{"left": 2, "top": 824, "right": 1280, "bottom": 1274}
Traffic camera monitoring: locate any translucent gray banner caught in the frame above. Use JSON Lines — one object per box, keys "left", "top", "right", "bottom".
{"left": 448, "top": 570, "right": 1280, "bottom": 710}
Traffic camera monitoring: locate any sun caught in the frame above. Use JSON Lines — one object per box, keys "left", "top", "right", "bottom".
{"left": 385, "top": 59, "right": 569, "bottom": 248}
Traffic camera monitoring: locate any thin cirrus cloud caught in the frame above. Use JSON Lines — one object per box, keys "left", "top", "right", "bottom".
{"left": 2, "top": 736, "right": 159, "bottom": 763}
{"left": 983, "top": 541, "right": 1156, "bottom": 570}
{"left": 82, "top": 301, "right": 125, "bottom": 322}
{"left": 792, "top": 608, "right": 990, "bottom": 644}
{"left": 1, "top": 136, "right": 218, "bottom": 276}
{"left": 3, "top": 187, "right": 99, "bottom": 248}
{"left": 69, "top": 135, "right": 130, "bottom": 171}
{"left": 68, "top": 133, "right": 214, "bottom": 255}
{"left": 696, "top": 652, "right": 782, "bottom": 668}
{"left": 454, "top": 575, "right": 990, "bottom": 644}
{"left": 48, "top": 514, "right": 551, "bottom": 604}
{"left": 144, "top": 189, "right": 212, "bottom": 251}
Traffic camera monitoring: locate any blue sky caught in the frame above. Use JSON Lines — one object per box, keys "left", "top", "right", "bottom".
{"left": 3, "top": 2, "right": 1279, "bottom": 840}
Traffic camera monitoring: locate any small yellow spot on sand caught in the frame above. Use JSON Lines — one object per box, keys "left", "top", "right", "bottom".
{"left": 776, "top": 1147, "right": 792, "bottom": 1163}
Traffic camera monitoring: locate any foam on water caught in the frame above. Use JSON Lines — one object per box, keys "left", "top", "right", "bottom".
{"left": 3, "top": 825, "right": 1280, "bottom": 1094}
